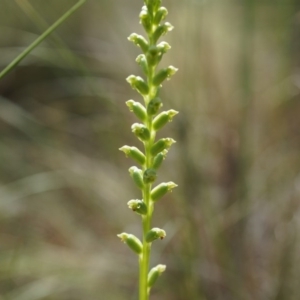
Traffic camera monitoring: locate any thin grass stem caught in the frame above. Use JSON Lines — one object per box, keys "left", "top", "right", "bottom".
{"left": 0, "top": 0, "right": 87, "bottom": 80}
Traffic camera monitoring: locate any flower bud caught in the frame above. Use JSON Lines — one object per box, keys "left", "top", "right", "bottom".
{"left": 127, "top": 199, "right": 148, "bottom": 215}
{"left": 126, "top": 100, "right": 147, "bottom": 122}
{"left": 147, "top": 0, "right": 161, "bottom": 13}
{"left": 153, "top": 66, "right": 178, "bottom": 86}
{"left": 147, "top": 97, "right": 162, "bottom": 115}
{"left": 128, "top": 33, "right": 149, "bottom": 53}
{"left": 140, "top": 7, "right": 151, "bottom": 33}
{"left": 119, "top": 145, "right": 146, "bottom": 165}
{"left": 150, "top": 138, "right": 176, "bottom": 156}
{"left": 136, "top": 54, "right": 148, "bottom": 75}
{"left": 156, "top": 41, "right": 171, "bottom": 54}
{"left": 153, "top": 22, "right": 174, "bottom": 43}
{"left": 146, "top": 46, "right": 163, "bottom": 67}
{"left": 154, "top": 7, "right": 168, "bottom": 25}
{"left": 153, "top": 110, "right": 179, "bottom": 131}
{"left": 127, "top": 75, "right": 149, "bottom": 95}
{"left": 151, "top": 182, "right": 177, "bottom": 202}
{"left": 129, "top": 166, "right": 144, "bottom": 189}
{"left": 143, "top": 168, "right": 157, "bottom": 184}
{"left": 146, "top": 228, "right": 166, "bottom": 243}
{"left": 152, "top": 150, "right": 168, "bottom": 170}
{"left": 148, "top": 264, "right": 166, "bottom": 288}
{"left": 117, "top": 233, "right": 143, "bottom": 255}
{"left": 132, "top": 123, "right": 151, "bottom": 141}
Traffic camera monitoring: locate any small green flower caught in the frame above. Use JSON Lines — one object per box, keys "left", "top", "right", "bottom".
{"left": 127, "top": 199, "right": 148, "bottom": 215}
{"left": 150, "top": 138, "right": 176, "bottom": 156}
{"left": 147, "top": 97, "right": 163, "bottom": 115}
{"left": 151, "top": 182, "right": 178, "bottom": 202}
{"left": 128, "top": 33, "right": 148, "bottom": 53}
{"left": 154, "top": 7, "right": 168, "bottom": 25}
{"left": 153, "top": 109, "right": 179, "bottom": 131}
{"left": 119, "top": 145, "right": 145, "bottom": 165}
{"left": 127, "top": 75, "right": 149, "bottom": 95}
{"left": 117, "top": 233, "right": 143, "bottom": 255}
{"left": 146, "top": 227, "right": 166, "bottom": 243}
{"left": 152, "top": 150, "right": 168, "bottom": 170}
{"left": 153, "top": 22, "right": 174, "bottom": 43}
{"left": 153, "top": 66, "right": 178, "bottom": 86}
{"left": 129, "top": 166, "right": 144, "bottom": 189}
{"left": 143, "top": 168, "right": 157, "bottom": 184}
{"left": 126, "top": 100, "right": 147, "bottom": 122}
{"left": 148, "top": 264, "right": 166, "bottom": 288}
{"left": 132, "top": 123, "right": 151, "bottom": 141}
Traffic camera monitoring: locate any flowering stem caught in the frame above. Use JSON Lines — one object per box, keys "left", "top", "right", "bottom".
{"left": 118, "top": 1, "right": 178, "bottom": 299}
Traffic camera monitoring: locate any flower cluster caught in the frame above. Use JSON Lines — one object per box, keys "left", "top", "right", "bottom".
{"left": 118, "top": 0, "right": 177, "bottom": 299}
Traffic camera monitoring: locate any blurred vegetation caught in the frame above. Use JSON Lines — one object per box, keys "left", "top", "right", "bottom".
{"left": 0, "top": 0, "right": 300, "bottom": 299}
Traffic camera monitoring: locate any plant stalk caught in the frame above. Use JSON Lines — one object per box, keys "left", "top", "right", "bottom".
{"left": 0, "top": 0, "right": 87, "bottom": 80}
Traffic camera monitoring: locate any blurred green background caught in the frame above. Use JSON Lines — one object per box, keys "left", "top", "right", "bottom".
{"left": 1, "top": 0, "right": 300, "bottom": 299}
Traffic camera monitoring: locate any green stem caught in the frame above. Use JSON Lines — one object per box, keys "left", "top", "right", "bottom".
{"left": 0, "top": 0, "right": 87, "bottom": 80}
{"left": 139, "top": 49, "right": 157, "bottom": 300}
{"left": 140, "top": 128, "right": 155, "bottom": 300}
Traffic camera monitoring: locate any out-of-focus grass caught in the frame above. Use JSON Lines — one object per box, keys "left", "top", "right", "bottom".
{"left": 0, "top": 0, "right": 300, "bottom": 299}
